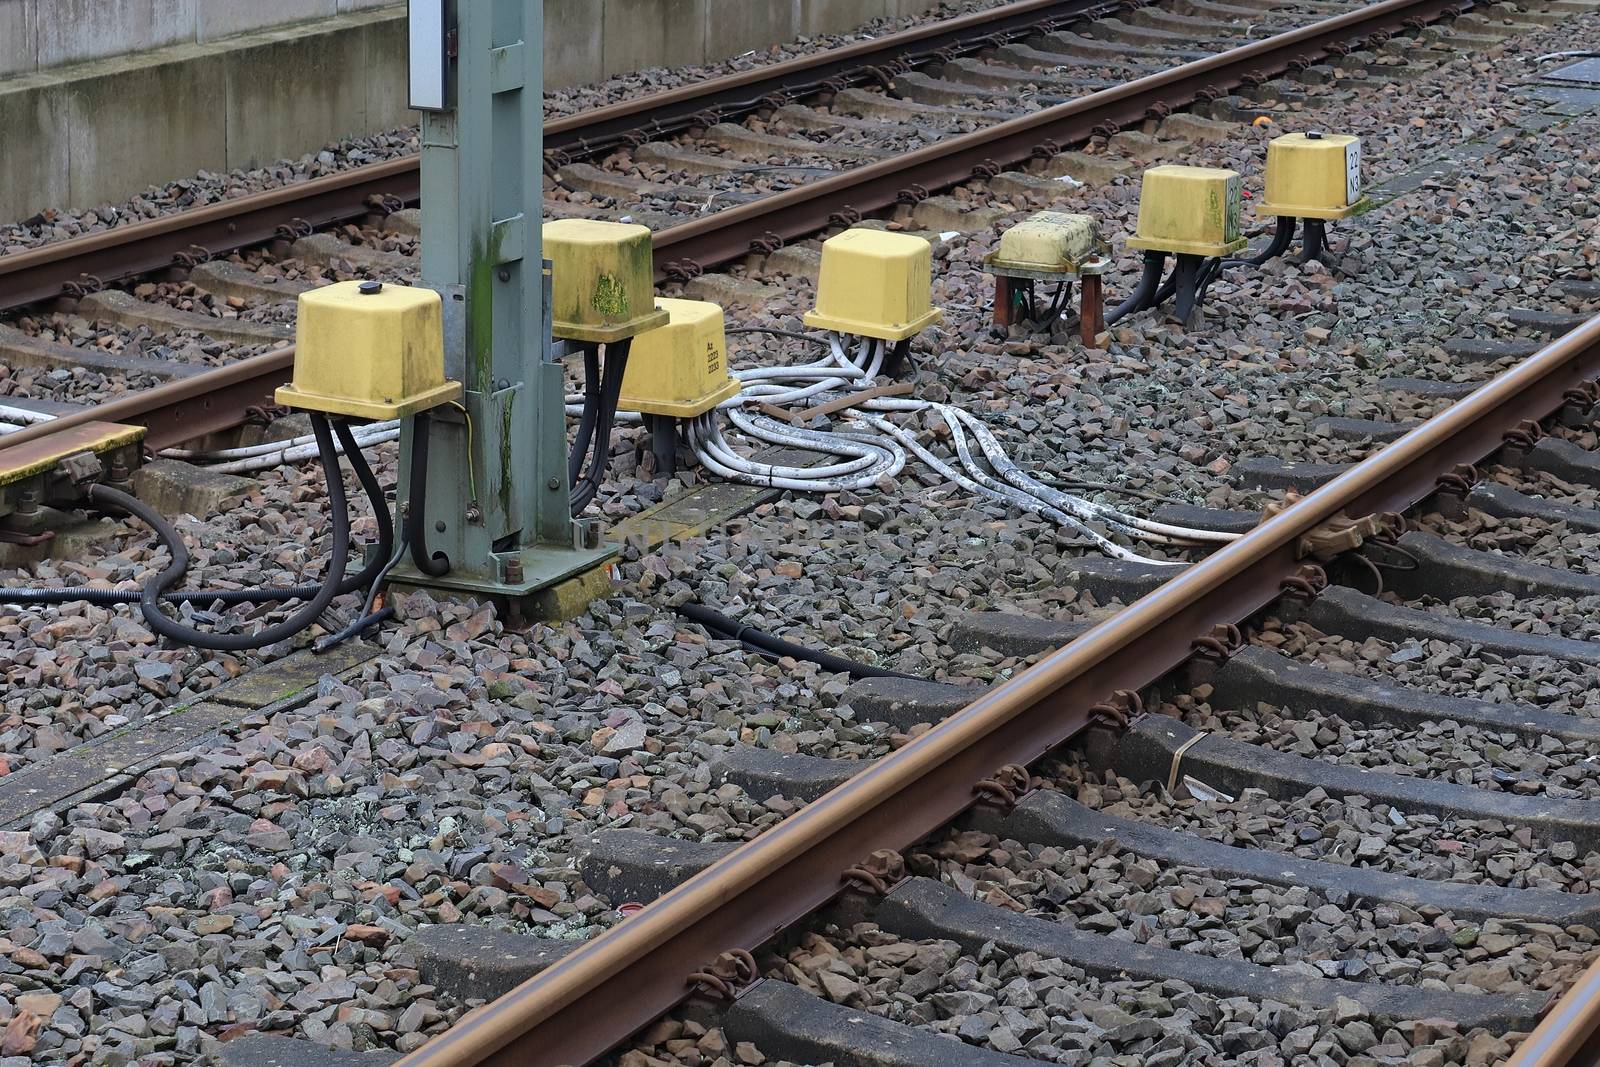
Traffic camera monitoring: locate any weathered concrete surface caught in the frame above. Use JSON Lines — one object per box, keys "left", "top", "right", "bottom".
{"left": 1117, "top": 714, "right": 1600, "bottom": 849}
{"left": 0, "top": 8, "right": 407, "bottom": 219}
{"left": 4, "top": 0, "right": 948, "bottom": 219}
{"left": 877, "top": 878, "right": 1548, "bottom": 1030}
{"left": 132, "top": 458, "right": 255, "bottom": 519}
{"left": 413, "top": 925, "right": 573, "bottom": 1001}
{"left": 604, "top": 0, "right": 707, "bottom": 75}
{"left": 216, "top": 1034, "right": 401, "bottom": 1067}
{"left": 8, "top": 0, "right": 397, "bottom": 74}
{"left": 224, "top": 18, "right": 405, "bottom": 171}
{"left": 727, "top": 978, "right": 1031, "bottom": 1067}
{"left": 970, "top": 789, "right": 1600, "bottom": 925}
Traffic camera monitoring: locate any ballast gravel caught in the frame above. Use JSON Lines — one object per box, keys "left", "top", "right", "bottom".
{"left": 762, "top": 922, "right": 1522, "bottom": 1066}
{"left": 0, "top": 3, "right": 1598, "bottom": 1065}
{"left": 1051, "top": 753, "right": 1600, "bottom": 895}
{"left": 913, "top": 826, "right": 1596, "bottom": 997}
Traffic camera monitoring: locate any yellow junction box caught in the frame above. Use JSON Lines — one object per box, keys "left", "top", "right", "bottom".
{"left": 984, "top": 211, "right": 1107, "bottom": 278}
{"left": 543, "top": 219, "right": 669, "bottom": 343}
{"left": 275, "top": 281, "right": 460, "bottom": 420}
{"left": 804, "top": 229, "right": 943, "bottom": 342}
{"left": 618, "top": 299, "right": 742, "bottom": 418}
{"left": 1125, "top": 165, "right": 1246, "bottom": 258}
{"left": 1258, "top": 131, "right": 1363, "bottom": 220}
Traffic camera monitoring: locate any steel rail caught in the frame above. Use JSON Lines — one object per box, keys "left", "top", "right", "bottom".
{"left": 0, "top": 0, "right": 1433, "bottom": 453}
{"left": 387, "top": 310, "right": 1600, "bottom": 1065}
{"left": 542, "top": 0, "right": 1114, "bottom": 161}
{"left": 651, "top": 0, "right": 1468, "bottom": 276}
{"left": 0, "top": 162, "right": 420, "bottom": 312}
{"left": 0, "top": 348, "right": 294, "bottom": 454}
{"left": 0, "top": 0, "right": 1106, "bottom": 314}
{"left": 1508, "top": 956, "right": 1600, "bottom": 1067}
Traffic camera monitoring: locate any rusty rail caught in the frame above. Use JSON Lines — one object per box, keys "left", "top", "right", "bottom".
{"left": 0, "top": 163, "right": 420, "bottom": 313}
{"left": 1508, "top": 956, "right": 1600, "bottom": 1067}
{"left": 0, "top": 349, "right": 293, "bottom": 454}
{"left": 542, "top": 0, "right": 1116, "bottom": 163}
{"left": 0, "top": 0, "right": 1106, "bottom": 314}
{"left": 0, "top": 0, "right": 1472, "bottom": 455}
{"left": 386, "top": 333, "right": 1600, "bottom": 1064}
{"left": 651, "top": 0, "right": 1468, "bottom": 277}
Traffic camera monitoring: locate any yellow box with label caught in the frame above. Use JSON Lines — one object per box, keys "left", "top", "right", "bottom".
{"left": 1125, "top": 165, "right": 1246, "bottom": 258}
{"left": 618, "top": 299, "right": 741, "bottom": 418}
{"left": 1258, "top": 131, "right": 1363, "bottom": 220}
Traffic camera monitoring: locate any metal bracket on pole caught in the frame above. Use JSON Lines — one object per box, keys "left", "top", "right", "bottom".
{"left": 392, "top": 0, "right": 615, "bottom": 613}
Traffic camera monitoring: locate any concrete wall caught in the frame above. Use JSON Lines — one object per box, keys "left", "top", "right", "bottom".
{"left": 557, "top": 0, "right": 939, "bottom": 85}
{"left": 0, "top": 0, "right": 942, "bottom": 220}
{"left": 0, "top": 0, "right": 393, "bottom": 76}
{"left": 0, "top": 9, "right": 410, "bottom": 219}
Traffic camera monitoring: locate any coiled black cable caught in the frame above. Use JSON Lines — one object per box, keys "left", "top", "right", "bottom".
{"left": 0, "top": 415, "right": 393, "bottom": 608}
{"left": 95, "top": 412, "right": 352, "bottom": 651}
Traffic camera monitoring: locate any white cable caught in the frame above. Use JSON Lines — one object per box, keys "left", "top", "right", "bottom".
{"left": 162, "top": 420, "right": 398, "bottom": 461}
{"left": 0, "top": 405, "right": 56, "bottom": 426}
{"left": 194, "top": 427, "right": 401, "bottom": 474}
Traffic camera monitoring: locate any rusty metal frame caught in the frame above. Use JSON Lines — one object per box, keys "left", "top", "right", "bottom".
{"left": 651, "top": 0, "right": 1472, "bottom": 276}
{"left": 389, "top": 339, "right": 1600, "bottom": 1063}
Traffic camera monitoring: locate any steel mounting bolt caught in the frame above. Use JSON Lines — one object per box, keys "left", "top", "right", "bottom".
{"left": 547, "top": 477, "right": 561, "bottom": 490}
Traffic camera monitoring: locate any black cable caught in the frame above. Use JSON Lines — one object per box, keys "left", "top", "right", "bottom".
{"left": 90, "top": 413, "right": 352, "bottom": 651}
{"left": 331, "top": 418, "right": 394, "bottom": 595}
{"left": 1239, "top": 216, "right": 1296, "bottom": 266}
{"left": 570, "top": 339, "right": 631, "bottom": 516}
{"left": 1104, "top": 251, "right": 1165, "bottom": 327}
{"left": 0, "top": 418, "right": 394, "bottom": 608}
{"left": 314, "top": 535, "right": 409, "bottom": 654}
{"left": 676, "top": 602, "right": 921, "bottom": 681}
{"left": 406, "top": 410, "right": 450, "bottom": 577}
{"left": 568, "top": 342, "right": 602, "bottom": 488}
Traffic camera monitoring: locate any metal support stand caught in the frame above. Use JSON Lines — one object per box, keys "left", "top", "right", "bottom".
{"left": 988, "top": 257, "right": 1109, "bottom": 346}
{"left": 648, "top": 416, "right": 678, "bottom": 479}
{"left": 1079, "top": 271, "right": 1106, "bottom": 347}
{"left": 1243, "top": 216, "right": 1332, "bottom": 267}
{"left": 1103, "top": 250, "right": 1223, "bottom": 330}
{"left": 1299, "top": 218, "right": 1329, "bottom": 265}
{"left": 393, "top": 0, "right": 614, "bottom": 613}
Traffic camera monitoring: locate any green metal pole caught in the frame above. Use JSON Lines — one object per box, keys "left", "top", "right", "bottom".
{"left": 396, "top": 0, "right": 613, "bottom": 605}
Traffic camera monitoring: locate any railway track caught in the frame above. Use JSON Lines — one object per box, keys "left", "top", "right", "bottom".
{"left": 194, "top": 317, "right": 1600, "bottom": 1067}
{"left": 0, "top": 0, "right": 1510, "bottom": 457}
{"left": 4, "top": 0, "right": 1600, "bottom": 1063}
